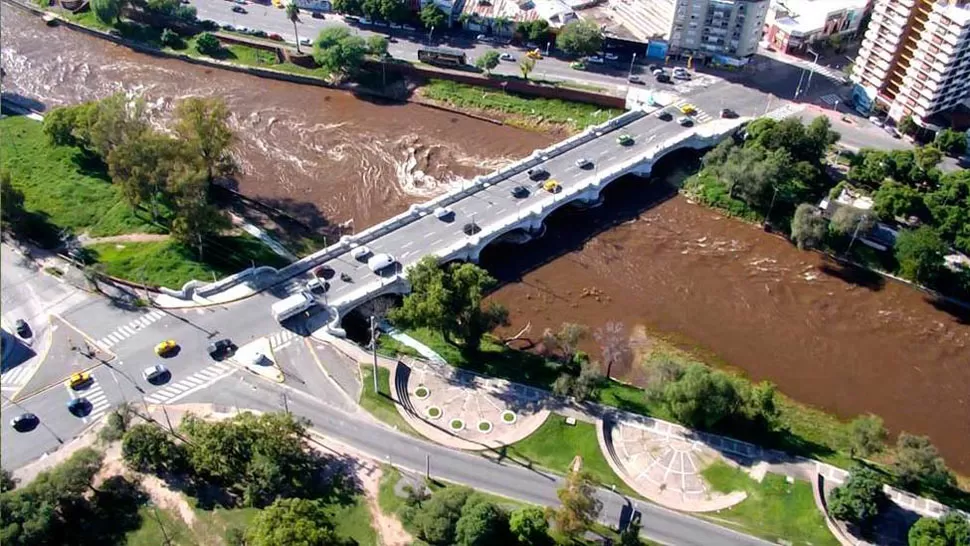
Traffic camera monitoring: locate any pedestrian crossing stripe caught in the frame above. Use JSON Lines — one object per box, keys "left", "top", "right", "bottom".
{"left": 269, "top": 329, "right": 298, "bottom": 349}
{"left": 821, "top": 94, "right": 841, "bottom": 105}
{"left": 143, "top": 362, "right": 234, "bottom": 405}
{"left": 1, "top": 362, "right": 38, "bottom": 388}
{"left": 668, "top": 98, "right": 713, "bottom": 123}
{"left": 67, "top": 377, "right": 110, "bottom": 424}
{"left": 96, "top": 310, "right": 166, "bottom": 349}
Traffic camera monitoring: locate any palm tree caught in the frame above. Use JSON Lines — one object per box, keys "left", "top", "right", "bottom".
{"left": 494, "top": 15, "right": 511, "bottom": 36}
{"left": 286, "top": 1, "right": 302, "bottom": 53}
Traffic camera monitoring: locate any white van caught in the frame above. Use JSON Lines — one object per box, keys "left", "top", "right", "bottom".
{"left": 367, "top": 253, "right": 396, "bottom": 273}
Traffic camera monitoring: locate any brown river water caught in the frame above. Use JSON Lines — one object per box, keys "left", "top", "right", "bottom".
{"left": 3, "top": 8, "right": 968, "bottom": 473}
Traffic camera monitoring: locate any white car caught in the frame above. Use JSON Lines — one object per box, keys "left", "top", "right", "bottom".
{"left": 143, "top": 364, "right": 167, "bottom": 382}
{"left": 500, "top": 53, "right": 515, "bottom": 61}
{"left": 587, "top": 55, "right": 604, "bottom": 64}
{"left": 869, "top": 116, "right": 884, "bottom": 127}
{"left": 652, "top": 68, "right": 664, "bottom": 76}
{"left": 604, "top": 52, "right": 618, "bottom": 61}
{"left": 673, "top": 68, "right": 690, "bottom": 79}
{"left": 575, "top": 157, "right": 592, "bottom": 168}
{"left": 299, "top": 38, "right": 311, "bottom": 46}
{"left": 434, "top": 206, "right": 453, "bottom": 220}
{"left": 352, "top": 246, "right": 372, "bottom": 261}
{"left": 367, "top": 253, "right": 396, "bottom": 273}
{"left": 677, "top": 116, "right": 693, "bottom": 126}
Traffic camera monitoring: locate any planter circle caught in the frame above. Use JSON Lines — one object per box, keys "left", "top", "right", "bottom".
{"left": 501, "top": 410, "right": 517, "bottom": 424}
{"left": 477, "top": 420, "right": 493, "bottom": 433}
{"left": 426, "top": 406, "right": 442, "bottom": 420}
{"left": 450, "top": 418, "right": 465, "bottom": 431}
{"left": 414, "top": 385, "right": 430, "bottom": 400}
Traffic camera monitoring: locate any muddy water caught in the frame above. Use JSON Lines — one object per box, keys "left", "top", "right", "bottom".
{"left": 0, "top": 8, "right": 550, "bottom": 229}
{"left": 483, "top": 158, "right": 970, "bottom": 474}
{"left": 4, "top": 9, "right": 969, "bottom": 473}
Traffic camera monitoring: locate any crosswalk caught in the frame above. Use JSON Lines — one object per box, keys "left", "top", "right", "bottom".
{"left": 764, "top": 103, "right": 806, "bottom": 121}
{"left": 96, "top": 309, "right": 166, "bottom": 349}
{"left": 820, "top": 94, "right": 842, "bottom": 106}
{"left": 70, "top": 378, "right": 110, "bottom": 424}
{"left": 143, "top": 361, "right": 236, "bottom": 405}
{"left": 269, "top": 329, "right": 299, "bottom": 350}
{"left": 1, "top": 362, "right": 38, "bottom": 391}
{"left": 669, "top": 98, "right": 714, "bottom": 123}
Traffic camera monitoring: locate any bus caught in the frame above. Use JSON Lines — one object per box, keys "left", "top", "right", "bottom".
{"left": 271, "top": 292, "right": 316, "bottom": 322}
{"left": 417, "top": 48, "right": 467, "bottom": 67}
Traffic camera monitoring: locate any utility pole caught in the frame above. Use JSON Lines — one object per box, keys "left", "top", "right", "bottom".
{"left": 628, "top": 52, "right": 636, "bottom": 76}
{"left": 426, "top": 453, "right": 430, "bottom": 479}
{"left": 281, "top": 391, "right": 290, "bottom": 414}
{"left": 370, "top": 315, "right": 379, "bottom": 394}
{"left": 161, "top": 404, "right": 175, "bottom": 435}
{"left": 846, "top": 214, "right": 867, "bottom": 255}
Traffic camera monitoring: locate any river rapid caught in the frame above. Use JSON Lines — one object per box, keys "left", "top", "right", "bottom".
{"left": 3, "top": 7, "right": 968, "bottom": 473}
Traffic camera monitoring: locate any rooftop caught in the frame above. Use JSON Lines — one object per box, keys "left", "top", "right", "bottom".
{"left": 770, "top": 0, "right": 868, "bottom": 35}
{"left": 459, "top": 0, "right": 577, "bottom": 25}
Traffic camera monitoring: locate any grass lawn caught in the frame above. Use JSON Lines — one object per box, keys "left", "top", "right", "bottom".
{"left": 701, "top": 461, "right": 839, "bottom": 546}
{"left": 0, "top": 116, "right": 162, "bottom": 243}
{"left": 88, "top": 235, "right": 289, "bottom": 289}
{"left": 359, "top": 365, "right": 420, "bottom": 437}
{"left": 326, "top": 495, "right": 379, "bottom": 546}
{"left": 419, "top": 79, "right": 622, "bottom": 131}
{"left": 125, "top": 506, "right": 196, "bottom": 546}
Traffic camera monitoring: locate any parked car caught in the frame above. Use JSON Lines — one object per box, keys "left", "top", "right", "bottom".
{"left": 526, "top": 49, "right": 542, "bottom": 60}
{"left": 511, "top": 185, "right": 530, "bottom": 199}
{"left": 647, "top": 64, "right": 659, "bottom": 72}
{"left": 231, "top": 6, "right": 247, "bottom": 14}
{"left": 869, "top": 115, "right": 884, "bottom": 127}
{"left": 587, "top": 55, "right": 604, "bottom": 64}
{"left": 570, "top": 61, "right": 586, "bottom": 70}
{"left": 15, "top": 319, "right": 30, "bottom": 338}
{"left": 656, "top": 73, "right": 671, "bottom": 83}
{"left": 306, "top": 277, "right": 328, "bottom": 292}
{"left": 268, "top": 33, "right": 283, "bottom": 41}
{"left": 312, "top": 11, "right": 324, "bottom": 18}
{"left": 672, "top": 67, "right": 689, "bottom": 79}
{"left": 500, "top": 53, "right": 515, "bottom": 61}
{"left": 142, "top": 364, "right": 168, "bottom": 382}
{"left": 154, "top": 339, "right": 178, "bottom": 356}
{"left": 627, "top": 74, "right": 643, "bottom": 84}
{"left": 299, "top": 38, "right": 311, "bottom": 46}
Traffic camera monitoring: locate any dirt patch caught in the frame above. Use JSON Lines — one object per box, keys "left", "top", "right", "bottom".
{"left": 358, "top": 464, "right": 412, "bottom": 546}
{"left": 78, "top": 233, "right": 171, "bottom": 246}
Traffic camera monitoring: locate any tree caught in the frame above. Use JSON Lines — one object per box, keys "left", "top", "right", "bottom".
{"left": 475, "top": 50, "right": 501, "bottom": 76}
{"left": 899, "top": 114, "right": 918, "bottom": 137}
{"left": 555, "top": 322, "right": 587, "bottom": 364}
{"left": 934, "top": 128, "right": 968, "bottom": 157}
{"left": 196, "top": 32, "right": 222, "bottom": 56}
{"left": 893, "top": 433, "right": 955, "bottom": 491}
{"left": 554, "top": 469, "right": 602, "bottom": 539}
{"left": 895, "top": 227, "right": 947, "bottom": 286}
{"left": 246, "top": 498, "right": 347, "bottom": 546}
{"left": 516, "top": 20, "right": 550, "bottom": 43}
{"left": 1, "top": 170, "right": 26, "bottom": 233}
{"left": 556, "top": 20, "right": 603, "bottom": 57}
{"left": 413, "top": 486, "right": 472, "bottom": 544}
{"left": 848, "top": 414, "right": 887, "bottom": 458}
{"left": 908, "top": 513, "right": 970, "bottom": 546}
{"left": 390, "top": 258, "right": 509, "bottom": 351}
{"left": 367, "top": 35, "right": 389, "bottom": 58}
{"left": 168, "top": 169, "right": 228, "bottom": 255}
{"left": 829, "top": 206, "right": 874, "bottom": 237}
{"left": 509, "top": 506, "right": 549, "bottom": 545}
{"left": 595, "top": 321, "right": 630, "bottom": 379}
{"left": 619, "top": 519, "right": 642, "bottom": 546}
{"left": 519, "top": 57, "right": 535, "bottom": 80}
{"left": 925, "top": 170, "right": 970, "bottom": 254}
{"left": 107, "top": 132, "right": 189, "bottom": 220}
{"left": 91, "top": 0, "right": 122, "bottom": 25}
{"left": 455, "top": 500, "right": 509, "bottom": 546}
{"left": 420, "top": 3, "right": 446, "bottom": 32}
{"left": 160, "top": 28, "right": 182, "bottom": 48}
{"left": 285, "top": 2, "right": 303, "bottom": 53}
{"left": 81, "top": 93, "right": 150, "bottom": 160}
{"left": 493, "top": 16, "right": 512, "bottom": 35}
{"left": 121, "top": 424, "right": 185, "bottom": 474}
{"left": 873, "top": 180, "right": 924, "bottom": 221}
{"left": 662, "top": 364, "right": 739, "bottom": 430}
{"left": 738, "top": 380, "right": 779, "bottom": 431}
{"left": 913, "top": 145, "right": 943, "bottom": 174}
{"left": 828, "top": 466, "right": 886, "bottom": 529}
{"left": 174, "top": 96, "right": 235, "bottom": 182}
{"left": 313, "top": 26, "right": 368, "bottom": 78}
{"left": 332, "top": 0, "right": 363, "bottom": 16}
{"left": 848, "top": 149, "right": 891, "bottom": 187}
{"left": 790, "top": 203, "right": 828, "bottom": 250}
{"left": 379, "top": 0, "right": 409, "bottom": 23}
{"left": 0, "top": 468, "right": 16, "bottom": 493}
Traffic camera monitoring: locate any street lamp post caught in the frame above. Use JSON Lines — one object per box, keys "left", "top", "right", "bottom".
{"left": 805, "top": 48, "right": 821, "bottom": 96}
{"left": 629, "top": 52, "right": 637, "bottom": 76}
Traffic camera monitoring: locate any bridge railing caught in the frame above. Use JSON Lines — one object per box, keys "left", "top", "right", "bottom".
{"left": 278, "top": 108, "right": 648, "bottom": 281}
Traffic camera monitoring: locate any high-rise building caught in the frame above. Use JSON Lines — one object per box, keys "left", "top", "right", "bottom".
{"left": 851, "top": 0, "right": 970, "bottom": 126}
{"left": 668, "top": 0, "right": 771, "bottom": 64}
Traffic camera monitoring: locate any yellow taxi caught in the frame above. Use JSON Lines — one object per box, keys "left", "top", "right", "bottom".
{"left": 542, "top": 179, "right": 560, "bottom": 193}
{"left": 154, "top": 339, "right": 178, "bottom": 356}
{"left": 679, "top": 104, "right": 697, "bottom": 115}
{"left": 66, "top": 371, "right": 91, "bottom": 390}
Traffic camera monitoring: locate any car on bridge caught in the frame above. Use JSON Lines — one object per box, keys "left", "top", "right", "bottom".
{"left": 434, "top": 206, "right": 454, "bottom": 220}
{"left": 511, "top": 185, "right": 530, "bottom": 199}
{"left": 527, "top": 167, "right": 548, "bottom": 181}
{"left": 352, "top": 246, "right": 372, "bottom": 261}
{"left": 368, "top": 253, "right": 396, "bottom": 273}
{"left": 575, "top": 158, "right": 592, "bottom": 169}
{"left": 542, "top": 179, "right": 561, "bottom": 193}
{"left": 15, "top": 319, "right": 30, "bottom": 338}
{"left": 656, "top": 110, "right": 673, "bottom": 121}
{"left": 616, "top": 134, "right": 634, "bottom": 146}
{"left": 678, "top": 117, "right": 694, "bottom": 127}
{"left": 154, "top": 339, "right": 178, "bottom": 357}
{"left": 66, "top": 371, "right": 91, "bottom": 390}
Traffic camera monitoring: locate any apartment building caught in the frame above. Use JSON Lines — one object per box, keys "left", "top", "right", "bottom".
{"left": 668, "top": 0, "right": 771, "bottom": 64}
{"left": 851, "top": 0, "right": 970, "bottom": 126}
{"left": 764, "top": 0, "right": 870, "bottom": 55}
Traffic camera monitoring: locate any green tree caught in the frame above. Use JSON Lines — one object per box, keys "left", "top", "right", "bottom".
{"left": 873, "top": 180, "right": 924, "bottom": 221}
{"left": 619, "top": 519, "right": 642, "bottom": 546}
{"left": 893, "top": 433, "right": 955, "bottom": 491}
{"left": 739, "top": 380, "right": 779, "bottom": 431}
{"left": 828, "top": 466, "right": 885, "bottom": 529}
{"left": 91, "top": 0, "right": 122, "bottom": 25}
{"left": 312, "top": 26, "right": 369, "bottom": 78}
{"left": 169, "top": 169, "right": 228, "bottom": 256}
{"left": 895, "top": 227, "right": 947, "bottom": 286}
{"left": 379, "top": 0, "right": 409, "bottom": 23}
{"left": 0, "top": 468, "right": 16, "bottom": 493}
{"left": 790, "top": 203, "right": 828, "bottom": 250}
{"left": 517, "top": 20, "right": 550, "bottom": 43}
{"left": 455, "top": 500, "right": 509, "bottom": 546}
{"left": 475, "top": 50, "right": 501, "bottom": 75}
{"left": 908, "top": 513, "right": 970, "bottom": 546}
{"left": 121, "top": 424, "right": 185, "bottom": 474}
{"left": 899, "top": 114, "right": 918, "bottom": 137}
{"left": 107, "top": 132, "right": 189, "bottom": 220}
{"left": 160, "top": 27, "right": 182, "bottom": 48}
{"left": 848, "top": 414, "right": 887, "bottom": 458}
{"left": 1, "top": 170, "right": 27, "bottom": 233}
{"left": 925, "top": 170, "right": 970, "bottom": 254}
{"left": 174, "top": 96, "right": 235, "bottom": 182}
{"left": 913, "top": 145, "right": 943, "bottom": 174}
{"left": 555, "top": 322, "right": 588, "bottom": 364}
{"left": 519, "top": 57, "right": 535, "bottom": 80}
{"left": 934, "top": 128, "right": 968, "bottom": 157}
{"left": 414, "top": 486, "right": 472, "bottom": 544}
{"left": 367, "top": 35, "right": 389, "bottom": 58}
{"left": 195, "top": 32, "right": 222, "bottom": 56}
{"left": 556, "top": 20, "right": 603, "bottom": 57}
{"left": 662, "top": 364, "right": 739, "bottom": 429}
{"left": 509, "top": 506, "right": 549, "bottom": 545}
{"left": 246, "top": 498, "right": 348, "bottom": 546}
{"left": 420, "top": 3, "right": 447, "bottom": 32}
{"left": 332, "top": 0, "right": 363, "bottom": 16}
{"left": 285, "top": 2, "right": 303, "bottom": 53}
{"left": 829, "top": 206, "right": 874, "bottom": 237}
{"left": 43, "top": 105, "right": 85, "bottom": 147}
{"left": 848, "top": 149, "right": 891, "bottom": 187}
{"left": 80, "top": 93, "right": 150, "bottom": 160}
{"left": 553, "top": 469, "right": 601, "bottom": 539}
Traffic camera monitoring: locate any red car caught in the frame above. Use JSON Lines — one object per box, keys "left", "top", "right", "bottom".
{"left": 268, "top": 33, "right": 283, "bottom": 41}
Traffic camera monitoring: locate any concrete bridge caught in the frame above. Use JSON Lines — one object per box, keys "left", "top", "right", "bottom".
{"left": 275, "top": 106, "right": 750, "bottom": 336}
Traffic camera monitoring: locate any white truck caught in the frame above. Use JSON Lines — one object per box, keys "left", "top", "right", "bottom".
{"left": 271, "top": 292, "right": 316, "bottom": 322}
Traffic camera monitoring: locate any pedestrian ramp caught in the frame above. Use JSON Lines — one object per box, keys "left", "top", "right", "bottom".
{"left": 96, "top": 310, "right": 166, "bottom": 349}
{"left": 143, "top": 362, "right": 235, "bottom": 405}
